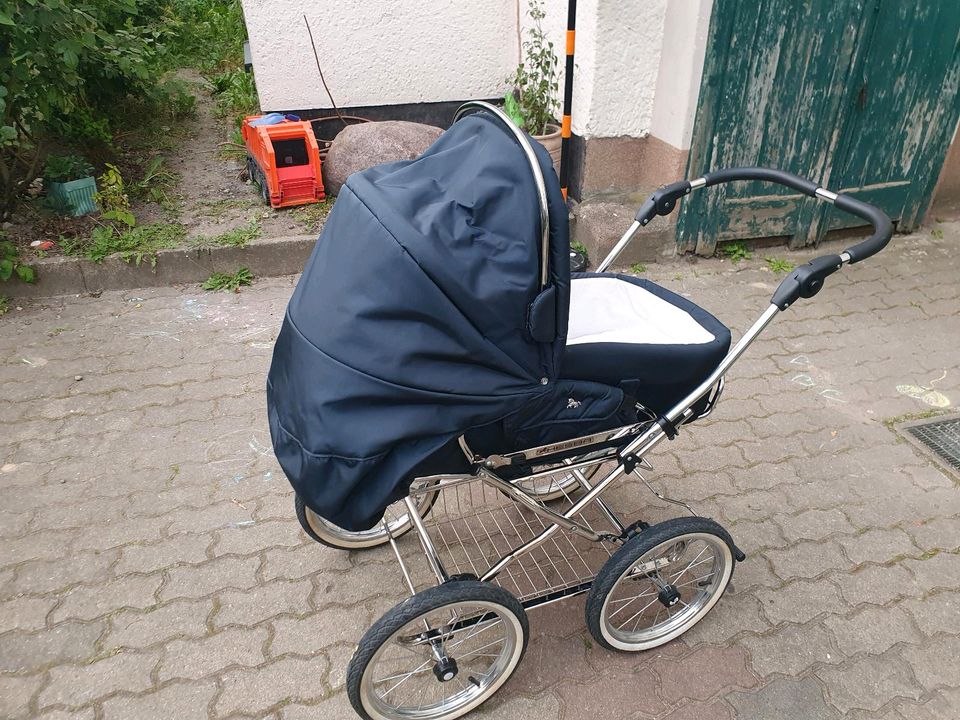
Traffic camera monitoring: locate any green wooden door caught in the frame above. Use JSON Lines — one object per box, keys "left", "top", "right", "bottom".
{"left": 679, "top": 0, "right": 960, "bottom": 255}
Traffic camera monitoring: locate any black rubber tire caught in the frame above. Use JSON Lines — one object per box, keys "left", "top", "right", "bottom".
{"left": 585, "top": 516, "right": 737, "bottom": 652}
{"left": 294, "top": 493, "right": 437, "bottom": 550}
{"left": 347, "top": 580, "right": 529, "bottom": 720}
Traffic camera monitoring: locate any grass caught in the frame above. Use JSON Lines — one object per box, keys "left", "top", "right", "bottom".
{"left": 630, "top": 262, "right": 646, "bottom": 274}
{"left": 720, "top": 241, "right": 752, "bottom": 263}
{"left": 764, "top": 257, "right": 794, "bottom": 274}
{"left": 292, "top": 201, "right": 332, "bottom": 232}
{"left": 129, "top": 156, "right": 182, "bottom": 211}
{"left": 882, "top": 407, "right": 950, "bottom": 429}
{"left": 0, "top": 295, "right": 8, "bottom": 317}
{"left": 931, "top": 227, "right": 945, "bottom": 239}
{"left": 61, "top": 223, "right": 187, "bottom": 267}
{"left": 203, "top": 267, "right": 253, "bottom": 292}
{"left": 192, "top": 220, "right": 261, "bottom": 249}
{"left": 193, "top": 198, "right": 259, "bottom": 213}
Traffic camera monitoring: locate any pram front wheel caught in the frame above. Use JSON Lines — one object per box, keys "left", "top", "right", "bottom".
{"left": 585, "top": 517, "right": 736, "bottom": 652}
{"left": 347, "top": 580, "right": 528, "bottom": 720}
{"left": 294, "top": 488, "right": 438, "bottom": 550}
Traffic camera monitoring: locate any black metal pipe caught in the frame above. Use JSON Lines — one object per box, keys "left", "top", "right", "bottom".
{"left": 559, "top": 0, "right": 577, "bottom": 200}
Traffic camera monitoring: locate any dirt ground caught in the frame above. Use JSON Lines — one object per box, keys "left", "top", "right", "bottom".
{"left": 6, "top": 70, "right": 326, "bottom": 252}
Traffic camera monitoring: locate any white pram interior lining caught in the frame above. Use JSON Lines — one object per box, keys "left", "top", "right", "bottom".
{"left": 567, "top": 277, "right": 716, "bottom": 347}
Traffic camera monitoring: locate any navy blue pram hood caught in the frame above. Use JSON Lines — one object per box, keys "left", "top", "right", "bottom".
{"left": 267, "top": 111, "right": 575, "bottom": 530}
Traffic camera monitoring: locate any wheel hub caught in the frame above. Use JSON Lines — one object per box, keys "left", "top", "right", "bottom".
{"left": 657, "top": 584, "right": 681, "bottom": 608}
{"left": 432, "top": 655, "right": 458, "bottom": 682}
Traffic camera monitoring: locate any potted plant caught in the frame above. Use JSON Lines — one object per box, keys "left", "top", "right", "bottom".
{"left": 44, "top": 154, "right": 97, "bottom": 217}
{"left": 504, "top": 0, "right": 561, "bottom": 174}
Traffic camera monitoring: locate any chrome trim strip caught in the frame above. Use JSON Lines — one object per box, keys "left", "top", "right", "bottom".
{"left": 482, "top": 421, "right": 649, "bottom": 468}
{"left": 815, "top": 187, "right": 838, "bottom": 203}
{"left": 689, "top": 177, "right": 707, "bottom": 189}
{"left": 454, "top": 100, "right": 551, "bottom": 290}
{"left": 839, "top": 251, "right": 852, "bottom": 264}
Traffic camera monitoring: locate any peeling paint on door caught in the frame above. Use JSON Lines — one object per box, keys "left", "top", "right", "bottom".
{"left": 679, "top": 0, "right": 960, "bottom": 255}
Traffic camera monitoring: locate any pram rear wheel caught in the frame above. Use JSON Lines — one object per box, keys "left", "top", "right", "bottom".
{"left": 585, "top": 517, "right": 736, "bottom": 652}
{"left": 294, "top": 488, "right": 438, "bottom": 550}
{"left": 347, "top": 580, "right": 528, "bottom": 720}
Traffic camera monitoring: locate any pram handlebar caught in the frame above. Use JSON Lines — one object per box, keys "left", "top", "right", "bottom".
{"left": 616, "top": 166, "right": 893, "bottom": 309}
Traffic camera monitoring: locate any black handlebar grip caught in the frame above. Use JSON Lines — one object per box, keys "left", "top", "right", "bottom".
{"left": 701, "top": 167, "right": 820, "bottom": 197}
{"left": 834, "top": 194, "right": 894, "bottom": 264}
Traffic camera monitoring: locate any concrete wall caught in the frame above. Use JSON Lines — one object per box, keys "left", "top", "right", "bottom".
{"left": 242, "top": 0, "right": 518, "bottom": 111}
{"left": 649, "top": 0, "right": 713, "bottom": 150}
{"left": 931, "top": 121, "right": 960, "bottom": 212}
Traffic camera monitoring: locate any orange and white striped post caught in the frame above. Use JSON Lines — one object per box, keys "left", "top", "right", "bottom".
{"left": 559, "top": 0, "right": 577, "bottom": 201}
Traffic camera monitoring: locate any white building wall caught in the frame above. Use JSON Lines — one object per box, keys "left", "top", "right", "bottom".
{"left": 243, "top": 0, "right": 519, "bottom": 111}
{"left": 242, "top": 0, "right": 711, "bottom": 149}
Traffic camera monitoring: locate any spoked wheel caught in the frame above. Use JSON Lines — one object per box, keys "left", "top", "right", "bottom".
{"left": 585, "top": 517, "right": 736, "bottom": 651}
{"left": 348, "top": 580, "right": 528, "bottom": 720}
{"left": 295, "top": 486, "right": 438, "bottom": 550}
{"left": 514, "top": 455, "right": 606, "bottom": 502}
{"left": 513, "top": 470, "right": 581, "bottom": 501}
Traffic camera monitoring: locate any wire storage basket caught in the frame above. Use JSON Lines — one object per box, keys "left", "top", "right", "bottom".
{"left": 420, "top": 473, "right": 618, "bottom": 605}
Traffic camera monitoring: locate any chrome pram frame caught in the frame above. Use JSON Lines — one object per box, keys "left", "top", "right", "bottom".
{"left": 388, "top": 302, "right": 758, "bottom": 609}
{"left": 321, "top": 102, "right": 893, "bottom": 720}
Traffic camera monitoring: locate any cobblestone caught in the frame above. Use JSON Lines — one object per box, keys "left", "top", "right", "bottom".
{"left": 816, "top": 654, "right": 923, "bottom": 713}
{"left": 2, "top": 226, "right": 958, "bottom": 719}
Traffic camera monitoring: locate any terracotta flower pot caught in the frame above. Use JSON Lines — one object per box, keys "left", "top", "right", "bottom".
{"left": 534, "top": 123, "right": 562, "bottom": 177}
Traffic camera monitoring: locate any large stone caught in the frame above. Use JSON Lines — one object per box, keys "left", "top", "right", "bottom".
{"left": 323, "top": 120, "right": 443, "bottom": 195}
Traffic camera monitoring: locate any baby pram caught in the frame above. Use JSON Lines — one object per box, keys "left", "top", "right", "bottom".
{"left": 267, "top": 101, "right": 892, "bottom": 720}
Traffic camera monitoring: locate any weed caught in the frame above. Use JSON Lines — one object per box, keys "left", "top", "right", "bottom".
{"left": 720, "top": 241, "right": 752, "bottom": 263}
{"left": 93, "top": 164, "right": 136, "bottom": 228}
{"left": 194, "top": 198, "right": 259, "bottom": 213}
{"left": 764, "top": 257, "right": 794, "bottom": 274}
{"left": 630, "top": 262, "right": 646, "bottom": 274}
{"left": 931, "top": 227, "right": 944, "bottom": 239}
{"left": 0, "top": 295, "right": 8, "bottom": 316}
{"left": 292, "top": 202, "right": 332, "bottom": 232}
{"left": 211, "top": 68, "right": 259, "bottom": 127}
{"left": 131, "top": 156, "right": 180, "bottom": 208}
{"left": 882, "top": 408, "right": 950, "bottom": 429}
{"left": 0, "top": 239, "right": 36, "bottom": 284}
{"left": 63, "top": 223, "right": 186, "bottom": 267}
{"left": 570, "top": 240, "right": 589, "bottom": 258}
{"left": 203, "top": 267, "right": 253, "bottom": 292}
{"left": 219, "top": 126, "right": 247, "bottom": 161}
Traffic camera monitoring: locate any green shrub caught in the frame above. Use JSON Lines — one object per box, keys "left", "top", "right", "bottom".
{"left": 164, "top": 0, "right": 248, "bottom": 73}
{"left": 43, "top": 155, "right": 95, "bottom": 183}
{"left": 0, "top": 0, "right": 247, "bottom": 217}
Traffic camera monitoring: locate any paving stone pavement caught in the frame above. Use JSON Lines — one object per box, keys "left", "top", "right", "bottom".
{"left": 1, "top": 223, "right": 958, "bottom": 720}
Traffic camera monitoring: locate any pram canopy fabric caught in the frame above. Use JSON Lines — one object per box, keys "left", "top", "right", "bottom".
{"left": 267, "top": 111, "right": 577, "bottom": 530}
